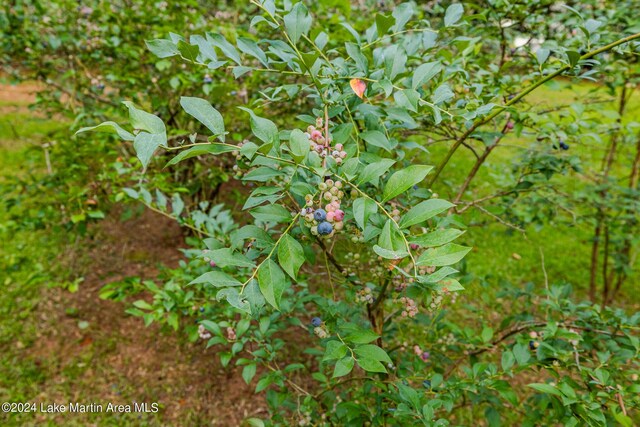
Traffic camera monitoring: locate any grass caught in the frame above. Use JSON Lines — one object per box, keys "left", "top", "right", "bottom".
{"left": 424, "top": 78, "right": 639, "bottom": 303}
{"left": 0, "top": 95, "right": 168, "bottom": 426}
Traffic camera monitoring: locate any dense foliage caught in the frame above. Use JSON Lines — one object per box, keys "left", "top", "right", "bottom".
{"left": 2, "top": 0, "right": 639, "bottom": 425}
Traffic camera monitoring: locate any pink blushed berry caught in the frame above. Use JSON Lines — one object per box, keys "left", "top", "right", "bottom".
{"left": 334, "top": 210, "right": 345, "bottom": 221}
{"left": 210, "top": 261, "right": 217, "bottom": 267}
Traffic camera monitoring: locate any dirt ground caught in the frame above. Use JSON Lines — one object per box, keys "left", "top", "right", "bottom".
{"left": 29, "top": 209, "right": 268, "bottom": 426}
{"left": 0, "top": 81, "right": 268, "bottom": 426}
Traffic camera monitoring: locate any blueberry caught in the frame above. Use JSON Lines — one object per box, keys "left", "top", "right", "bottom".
{"left": 529, "top": 340, "right": 539, "bottom": 350}
{"left": 317, "top": 221, "right": 333, "bottom": 235}
{"left": 314, "top": 209, "right": 327, "bottom": 222}
{"left": 422, "top": 380, "right": 431, "bottom": 389}
{"left": 311, "top": 317, "right": 322, "bottom": 327}
{"left": 200, "top": 307, "right": 205, "bottom": 313}
{"left": 559, "top": 141, "right": 569, "bottom": 150}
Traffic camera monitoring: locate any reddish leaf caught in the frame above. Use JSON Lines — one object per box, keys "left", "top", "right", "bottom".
{"left": 350, "top": 78, "right": 366, "bottom": 99}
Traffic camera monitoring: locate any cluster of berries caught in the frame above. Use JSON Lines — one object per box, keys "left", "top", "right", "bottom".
{"left": 389, "top": 205, "right": 401, "bottom": 222}
{"left": 349, "top": 234, "right": 365, "bottom": 243}
{"left": 428, "top": 292, "right": 444, "bottom": 312}
{"left": 399, "top": 296, "right": 418, "bottom": 318}
{"left": 418, "top": 265, "right": 437, "bottom": 276}
{"left": 393, "top": 274, "right": 414, "bottom": 292}
{"left": 355, "top": 287, "right": 374, "bottom": 304}
{"left": 226, "top": 327, "right": 236, "bottom": 341}
{"left": 413, "top": 345, "right": 431, "bottom": 361}
{"left": 436, "top": 333, "right": 456, "bottom": 351}
{"left": 231, "top": 141, "right": 247, "bottom": 179}
{"left": 198, "top": 324, "right": 212, "bottom": 340}
{"left": 303, "top": 179, "right": 345, "bottom": 238}
{"left": 310, "top": 317, "right": 328, "bottom": 338}
{"left": 297, "top": 412, "right": 313, "bottom": 427}
{"left": 305, "top": 118, "right": 348, "bottom": 164}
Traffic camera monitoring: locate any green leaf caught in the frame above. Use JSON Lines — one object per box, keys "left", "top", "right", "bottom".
{"left": 354, "top": 344, "right": 392, "bottom": 363}
{"left": 284, "top": 2, "right": 312, "bottom": 44}
{"left": 250, "top": 204, "right": 291, "bottom": 223}
{"left": 133, "top": 300, "right": 153, "bottom": 310}
{"left": 356, "top": 358, "right": 387, "bottom": 373}
{"left": 513, "top": 343, "right": 530, "bottom": 365}
{"left": 180, "top": 97, "right": 225, "bottom": 141}
{"left": 237, "top": 37, "right": 268, "bottom": 66}
{"left": 416, "top": 243, "right": 471, "bottom": 267}
{"left": 245, "top": 418, "right": 265, "bottom": 427}
{"left": 145, "top": 39, "right": 179, "bottom": 58}
{"left": 189, "top": 271, "right": 242, "bottom": 287}
{"left": 277, "top": 235, "right": 304, "bottom": 279}
{"left": 333, "top": 356, "right": 355, "bottom": 378}
{"left": 433, "top": 278, "right": 464, "bottom": 293}
{"left": 392, "top": 3, "right": 414, "bottom": 32}
{"left": 288, "top": 129, "right": 310, "bottom": 162}
{"left": 352, "top": 197, "right": 378, "bottom": 232}
{"left": 207, "top": 33, "right": 241, "bottom": 64}
{"left": 444, "top": 3, "right": 464, "bottom": 27}
{"left": 566, "top": 50, "right": 581, "bottom": 67}
{"left": 377, "top": 219, "right": 405, "bottom": 253}
{"left": 373, "top": 245, "right": 408, "bottom": 260}
{"left": 501, "top": 350, "right": 515, "bottom": 371}
{"left": 398, "top": 199, "right": 453, "bottom": 228}
{"left": 345, "top": 43, "right": 368, "bottom": 72}
{"left": 75, "top": 121, "right": 134, "bottom": 141}
{"left": 528, "top": 383, "right": 562, "bottom": 397}
{"left": 360, "top": 130, "right": 393, "bottom": 152}
{"left": 432, "top": 84, "right": 454, "bottom": 104}
{"left": 177, "top": 40, "right": 200, "bottom": 63}
{"left": 417, "top": 266, "right": 458, "bottom": 284}
{"left": 409, "top": 229, "right": 465, "bottom": 247}
{"left": 122, "top": 101, "right": 166, "bottom": 135}
{"left": 258, "top": 259, "right": 288, "bottom": 310}
{"left": 412, "top": 61, "right": 442, "bottom": 89}
{"left": 345, "top": 329, "right": 379, "bottom": 344}
{"left": 481, "top": 327, "right": 494, "bottom": 343}
{"left": 238, "top": 107, "right": 278, "bottom": 145}
{"left": 244, "top": 279, "right": 266, "bottom": 314}
{"left": 207, "top": 248, "right": 256, "bottom": 269}
{"left": 242, "top": 166, "right": 280, "bottom": 182}
{"left": 166, "top": 144, "right": 236, "bottom": 166}
{"left": 323, "top": 341, "right": 348, "bottom": 361}
{"left": 134, "top": 132, "right": 166, "bottom": 170}
{"left": 357, "top": 159, "right": 396, "bottom": 185}
{"left": 216, "top": 288, "right": 251, "bottom": 314}
{"left": 375, "top": 13, "right": 395, "bottom": 35}
{"left": 385, "top": 46, "right": 407, "bottom": 81}
{"left": 382, "top": 165, "right": 433, "bottom": 202}
{"left": 242, "top": 363, "right": 257, "bottom": 384}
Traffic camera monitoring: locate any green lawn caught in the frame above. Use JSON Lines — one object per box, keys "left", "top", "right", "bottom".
{"left": 425, "top": 79, "right": 639, "bottom": 303}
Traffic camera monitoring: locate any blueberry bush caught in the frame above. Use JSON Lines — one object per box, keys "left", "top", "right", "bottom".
{"left": 4, "top": 0, "right": 640, "bottom": 425}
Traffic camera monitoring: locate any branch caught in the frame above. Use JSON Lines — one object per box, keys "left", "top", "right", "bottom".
{"left": 427, "top": 32, "right": 640, "bottom": 187}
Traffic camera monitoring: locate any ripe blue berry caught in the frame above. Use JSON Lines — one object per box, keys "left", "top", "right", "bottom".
{"left": 559, "top": 141, "right": 569, "bottom": 150}
{"left": 311, "top": 317, "right": 322, "bottom": 327}
{"left": 529, "top": 340, "right": 539, "bottom": 350}
{"left": 314, "top": 209, "right": 327, "bottom": 222}
{"left": 317, "top": 221, "right": 333, "bottom": 235}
